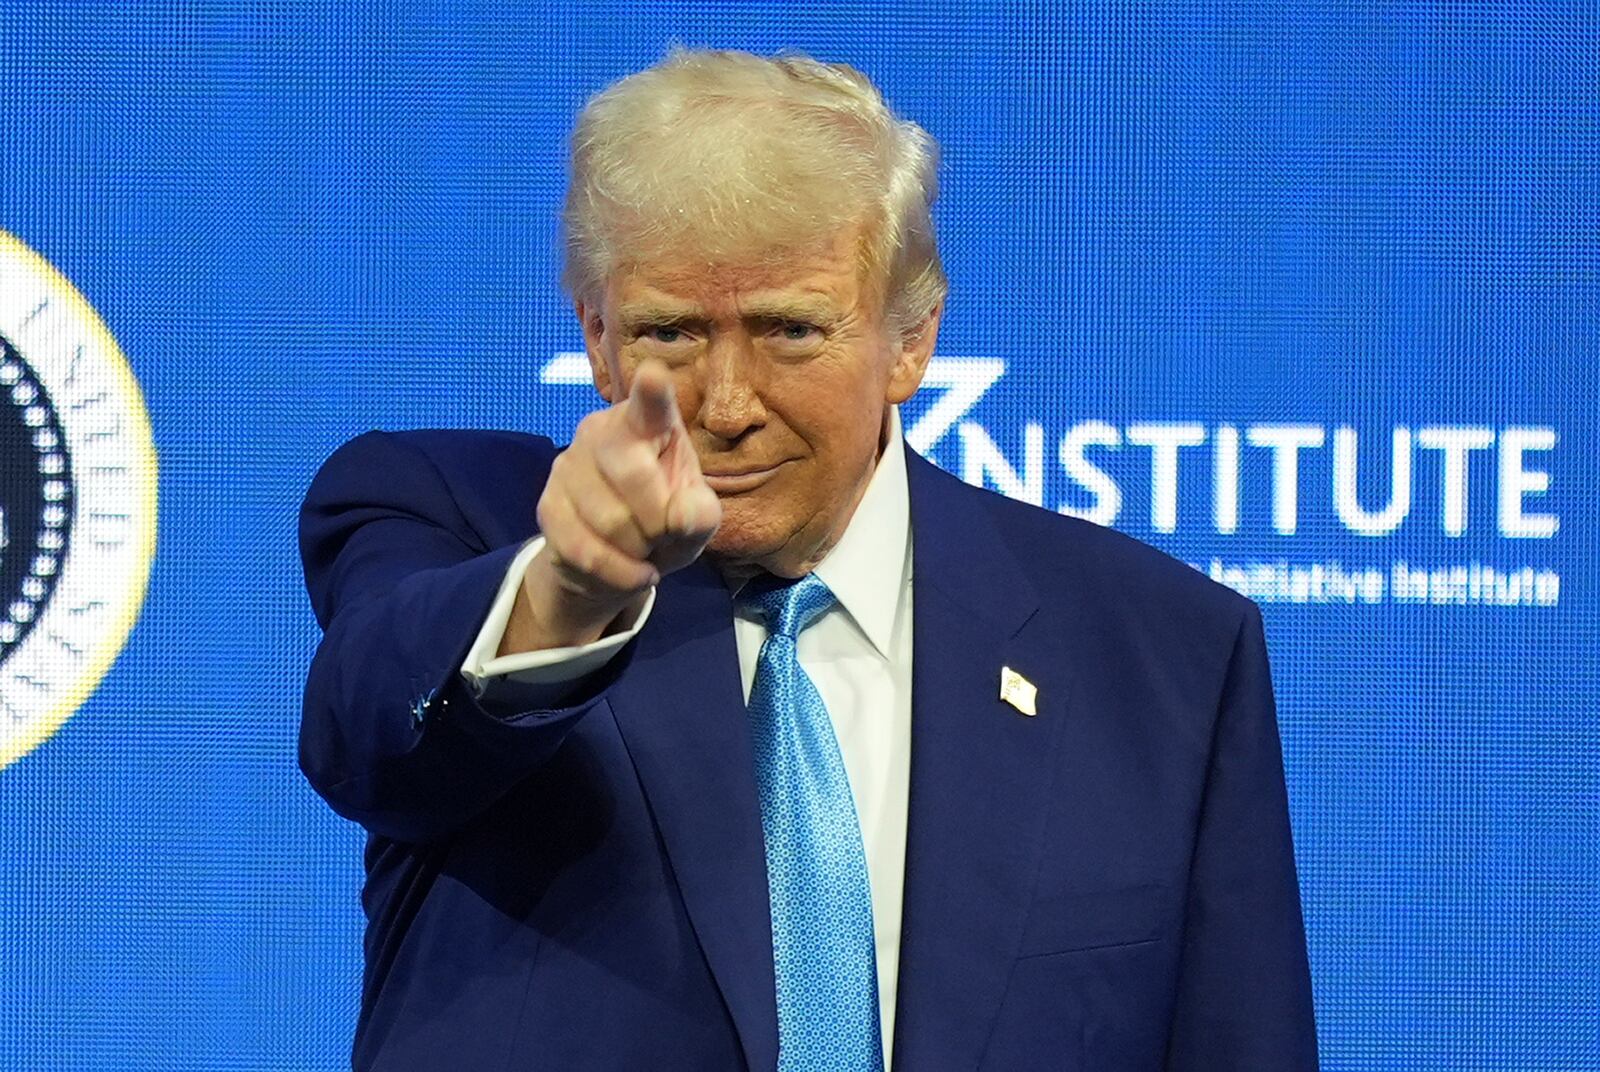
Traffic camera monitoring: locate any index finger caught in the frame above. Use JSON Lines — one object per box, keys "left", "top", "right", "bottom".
{"left": 623, "top": 361, "right": 682, "bottom": 445}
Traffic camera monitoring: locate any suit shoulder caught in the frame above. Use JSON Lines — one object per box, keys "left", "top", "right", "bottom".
{"left": 971, "top": 480, "right": 1254, "bottom": 633}
{"left": 302, "top": 428, "right": 561, "bottom": 551}
{"left": 317, "top": 428, "right": 558, "bottom": 479}
{"left": 307, "top": 428, "right": 556, "bottom": 502}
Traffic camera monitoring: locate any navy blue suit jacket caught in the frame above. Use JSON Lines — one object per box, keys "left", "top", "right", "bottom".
{"left": 299, "top": 429, "right": 1318, "bottom": 1071}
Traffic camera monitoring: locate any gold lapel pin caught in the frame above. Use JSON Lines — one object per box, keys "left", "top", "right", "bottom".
{"left": 1000, "top": 666, "right": 1038, "bottom": 716}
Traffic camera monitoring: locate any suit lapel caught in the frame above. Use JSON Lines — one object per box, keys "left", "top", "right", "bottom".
{"left": 605, "top": 561, "right": 778, "bottom": 1072}
{"left": 891, "top": 451, "right": 1072, "bottom": 1071}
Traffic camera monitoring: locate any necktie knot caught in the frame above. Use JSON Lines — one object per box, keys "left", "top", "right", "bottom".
{"left": 738, "top": 572, "right": 835, "bottom": 639}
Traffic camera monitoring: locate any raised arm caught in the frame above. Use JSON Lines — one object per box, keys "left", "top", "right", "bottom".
{"left": 298, "top": 363, "right": 721, "bottom": 844}
{"left": 297, "top": 429, "right": 608, "bottom": 843}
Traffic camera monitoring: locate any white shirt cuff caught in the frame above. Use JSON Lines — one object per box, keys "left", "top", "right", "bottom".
{"left": 459, "top": 535, "right": 656, "bottom": 699}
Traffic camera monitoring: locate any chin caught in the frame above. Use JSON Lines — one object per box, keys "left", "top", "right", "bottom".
{"left": 706, "top": 527, "right": 781, "bottom": 562}
{"left": 705, "top": 508, "right": 800, "bottom": 571}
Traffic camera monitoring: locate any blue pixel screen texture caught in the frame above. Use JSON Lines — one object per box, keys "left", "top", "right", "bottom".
{"left": 0, "top": 2, "right": 1595, "bottom": 1069}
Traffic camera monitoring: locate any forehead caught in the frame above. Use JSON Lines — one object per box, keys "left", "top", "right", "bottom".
{"left": 605, "top": 225, "right": 876, "bottom": 314}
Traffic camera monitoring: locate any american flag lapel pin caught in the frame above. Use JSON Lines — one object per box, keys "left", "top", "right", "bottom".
{"left": 1000, "top": 666, "right": 1038, "bottom": 716}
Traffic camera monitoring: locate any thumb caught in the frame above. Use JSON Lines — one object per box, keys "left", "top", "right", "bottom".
{"left": 665, "top": 478, "right": 722, "bottom": 542}
{"left": 624, "top": 361, "right": 680, "bottom": 444}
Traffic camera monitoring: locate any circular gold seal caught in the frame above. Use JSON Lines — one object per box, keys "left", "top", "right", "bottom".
{"left": 0, "top": 231, "right": 157, "bottom": 769}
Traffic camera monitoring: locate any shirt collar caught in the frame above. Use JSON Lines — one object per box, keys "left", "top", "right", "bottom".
{"left": 811, "top": 406, "right": 910, "bottom": 659}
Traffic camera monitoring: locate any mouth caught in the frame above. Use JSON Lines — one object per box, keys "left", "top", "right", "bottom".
{"left": 701, "top": 460, "right": 790, "bottom": 495}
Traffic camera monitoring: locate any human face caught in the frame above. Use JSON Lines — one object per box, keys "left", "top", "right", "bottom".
{"left": 579, "top": 226, "right": 940, "bottom": 578}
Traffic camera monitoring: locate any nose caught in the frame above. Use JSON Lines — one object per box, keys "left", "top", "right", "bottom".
{"left": 696, "top": 334, "right": 767, "bottom": 443}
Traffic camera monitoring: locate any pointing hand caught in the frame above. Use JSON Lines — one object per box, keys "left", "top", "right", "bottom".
{"left": 507, "top": 361, "right": 722, "bottom": 652}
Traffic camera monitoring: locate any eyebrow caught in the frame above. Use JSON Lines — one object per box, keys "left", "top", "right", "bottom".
{"left": 615, "top": 294, "right": 841, "bottom": 331}
{"left": 616, "top": 300, "right": 704, "bottom": 331}
{"left": 738, "top": 295, "right": 839, "bottom": 324}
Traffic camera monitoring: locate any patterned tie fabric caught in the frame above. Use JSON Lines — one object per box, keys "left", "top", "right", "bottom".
{"left": 738, "top": 572, "right": 884, "bottom": 1072}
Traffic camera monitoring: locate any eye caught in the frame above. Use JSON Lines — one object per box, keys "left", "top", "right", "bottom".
{"left": 645, "top": 325, "right": 685, "bottom": 344}
{"left": 776, "top": 321, "right": 820, "bottom": 342}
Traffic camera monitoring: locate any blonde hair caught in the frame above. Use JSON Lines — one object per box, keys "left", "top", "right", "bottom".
{"left": 562, "top": 48, "right": 947, "bottom": 339}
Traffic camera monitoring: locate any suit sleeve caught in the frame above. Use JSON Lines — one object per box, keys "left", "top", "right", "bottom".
{"left": 1165, "top": 602, "right": 1320, "bottom": 1070}
{"left": 297, "top": 431, "right": 626, "bottom": 844}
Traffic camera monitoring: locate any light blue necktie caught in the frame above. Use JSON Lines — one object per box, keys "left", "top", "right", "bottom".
{"left": 739, "top": 572, "right": 884, "bottom": 1072}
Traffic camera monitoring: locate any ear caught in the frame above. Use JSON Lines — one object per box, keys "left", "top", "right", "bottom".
{"left": 885, "top": 301, "right": 944, "bottom": 405}
{"left": 577, "top": 299, "right": 621, "bottom": 403}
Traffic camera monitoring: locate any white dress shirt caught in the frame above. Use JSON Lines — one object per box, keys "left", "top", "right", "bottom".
{"left": 461, "top": 410, "right": 914, "bottom": 1067}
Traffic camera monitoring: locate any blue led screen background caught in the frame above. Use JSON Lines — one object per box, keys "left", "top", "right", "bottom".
{"left": 0, "top": 2, "right": 1595, "bottom": 1068}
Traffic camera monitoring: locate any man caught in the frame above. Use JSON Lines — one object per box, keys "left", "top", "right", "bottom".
{"left": 299, "top": 49, "right": 1318, "bottom": 1070}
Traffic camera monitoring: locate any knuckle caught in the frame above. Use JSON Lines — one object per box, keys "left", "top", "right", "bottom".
{"left": 597, "top": 502, "right": 636, "bottom": 541}
{"left": 537, "top": 489, "right": 577, "bottom": 534}
{"left": 634, "top": 506, "right": 668, "bottom": 543}
{"left": 534, "top": 492, "right": 556, "bottom": 531}
{"left": 574, "top": 488, "right": 620, "bottom": 530}
{"left": 601, "top": 442, "right": 655, "bottom": 486}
